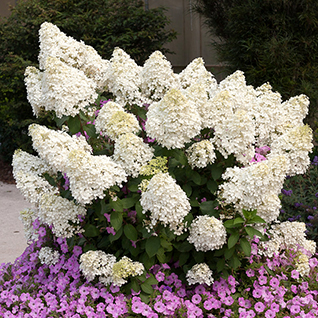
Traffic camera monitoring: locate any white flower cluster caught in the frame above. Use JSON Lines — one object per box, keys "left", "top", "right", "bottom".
{"left": 66, "top": 149, "right": 127, "bottom": 205}
{"left": 79, "top": 250, "right": 116, "bottom": 282}
{"left": 295, "top": 252, "right": 311, "bottom": 277}
{"left": 111, "top": 256, "right": 144, "bottom": 287}
{"left": 95, "top": 101, "right": 140, "bottom": 140}
{"left": 105, "top": 48, "right": 144, "bottom": 106}
{"left": 112, "top": 133, "right": 154, "bottom": 177}
{"left": 259, "top": 221, "right": 316, "bottom": 258}
{"left": 146, "top": 88, "right": 201, "bottom": 149}
{"left": 79, "top": 251, "right": 143, "bottom": 287}
{"left": 38, "top": 247, "right": 60, "bottom": 266}
{"left": 19, "top": 208, "right": 38, "bottom": 242}
{"left": 186, "top": 140, "right": 216, "bottom": 169}
{"left": 220, "top": 155, "right": 289, "bottom": 223}
{"left": 12, "top": 149, "right": 58, "bottom": 205}
{"left": 38, "top": 22, "right": 109, "bottom": 90}
{"left": 140, "top": 172, "right": 191, "bottom": 235}
{"left": 269, "top": 125, "right": 313, "bottom": 176}
{"left": 38, "top": 192, "right": 86, "bottom": 238}
{"left": 178, "top": 57, "right": 217, "bottom": 93}
{"left": 186, "top": 263, "right": 214, "bottom": 286}
{"left": 25, "top": 57, "right": 98, "bottom": 118}
{"left": 29, "top": 124, "right": 92, "bottom": 173}
{"left": 188, "top": 215, "right": 227, "bottom": 252}
{"left": 140, "top": 51, "right": 179, "bottom": 101}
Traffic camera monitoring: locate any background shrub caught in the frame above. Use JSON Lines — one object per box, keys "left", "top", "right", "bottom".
{"left": 193, "top": 0, "right": 318, "bottom": 129}
{"left": 0, "top": 0, "right": 177, "bottom": 162}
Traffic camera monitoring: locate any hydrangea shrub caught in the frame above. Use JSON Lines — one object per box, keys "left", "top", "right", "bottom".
{"left": 12, "top": 22, "right": 316, "bottom": 300}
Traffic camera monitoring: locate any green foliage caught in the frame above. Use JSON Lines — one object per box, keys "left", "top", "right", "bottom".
{"left": 279, "top": 153, "right": 318, "bottom": 245}
{"left": 193, "top": 0, "right": 318, "bottom": 127}
{"left": 0, "top": 0, "right": 177, "bottom": 162}
{"left": 59, "top": 105, "right": 268, "bottom": 286}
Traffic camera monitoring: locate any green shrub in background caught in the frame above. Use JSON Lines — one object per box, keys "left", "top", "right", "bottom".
{"left": 0, "top": 0, "right": 177, "bottom": 162}
{"left": 193, "top": 0, "right": 318, "bottom": 129}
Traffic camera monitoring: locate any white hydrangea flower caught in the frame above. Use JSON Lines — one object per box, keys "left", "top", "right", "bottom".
{"left": 186, "top": 263, "right": 214, "bottom": 286}
{"left": 140, "top": 51, "right": 180, "bottom": 101}
{"left": 66, "top": 149, "right": 127, "bottom": 205}
{"left": 255, "top": 193, "right": 282, "bottom": 223}
{"left": 38, "top": 192, "right": 86, "bottom": 238}
{"left": 186, "top": 140, "right": 216, "bottom": 168}
{"left": 111, "top": 256, "right": 144, "bottom": 287}
{"left": 80, "top": 250, "right": 116, "bottom": 282}
{"left": 25, "top": 57, "right": 98, "bottom": 118}
{"left": 269, "top": 125, "right": 313, "bottom": 176}
{"left": 24, "top": 67, "right": 44, "bottom": 117}
{"left": 112, "top": 133, "right": 154, "bottom": 177}
{"left": 106, "top": 47, "right": 144, "bottom": 106}
{"left": 178, "top": 57, "right": 217, "bottom": 94}
{"left": 259, "top": 222, "right": 316, "bottom": 258}
{"left": 188, "top": 215, "right": 227, "bottom": 252}
{"left": 95, "top": 105, "right": 140, "bottom": 140}
{"left": 38, "top": 22, "right": 109, "bottom": 90}
{"left": 29, "top": 124, "right": 92, "bottom": 173}
{"left": 145, "top": 88, "right": 201, "bottom": 149}
{"left": 295, "top": 253, "right": 310, "bottom": 277}
{"left": 220, "top": 155, "right": 288, "bottom": 220}
{"left": 212, "top": 109, "right": 256, "bottom": 164}
{"left": 183, "top": 84, "right": 209, "bottom": 129}
{"left": 140, "top": 172, "right": 191, "bottom": 235}
{"left": 14, "top": 171, "right": 58, "bottom": 206}
{"left": 19, "top": 208, "right": 38, "bottom": 242}
{"left": 12, "top": 149, "right": 52, "bottom": 176}
{"left": 38, "top": 247, "right": 60, "bottom": 266}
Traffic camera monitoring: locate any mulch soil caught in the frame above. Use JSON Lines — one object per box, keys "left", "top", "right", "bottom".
{"left": 0, "top": 156, "right": 15, "bottom": 184}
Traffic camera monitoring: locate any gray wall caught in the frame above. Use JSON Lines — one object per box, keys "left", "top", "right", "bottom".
{"left": 147, "top": 0, "right": 226, "bottom": 80}
{"left": 0, "top": 0, "right": 15, "bottom": 17}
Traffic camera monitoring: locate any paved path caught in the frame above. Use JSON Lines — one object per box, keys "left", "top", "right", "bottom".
{"left": 0, "top": 181, "right": 30, "bottom": 264}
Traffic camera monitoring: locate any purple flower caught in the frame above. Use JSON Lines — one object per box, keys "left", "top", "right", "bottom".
{"left": 131, "top": 301, "right": 144, "bottom": 314}
{"left": 106, "top": 227, "right": 116, "bottom": 235}
{"left": 290, "top": 304, "right": 300, "bottom": 315}
{"left": 154, "top": 301, "right": 165, "bottom": 313}
{"left": 246, "top": 268, "right": 255, "bottom": 277}
{"left": 258, "top": 275, "right": 267, "bottom": 285}
{"left": 38, "top": 227, "right": 46, "bottom": 237}
{"left": 223, "top": 296, "right": 234, "bottom": 306}
{"left": 281, "top": 189, "right": 292, "bottom": 196}
{"left": 204, "top": 300, "right": 213, "bottom": 310}
{"left": 254, "top": 302, "right": 265, "bottom": 313}
{"left": 265, "top": 309, "right": 276, "bottom": 318}
{"left": 291, "top": 270, "right": 299, "bottom": 279}
{"left": 191, "top": 294, "right": 202, "bottom": 305}
{"left": 269, "top": 277, "right": 280, "bottom": 288}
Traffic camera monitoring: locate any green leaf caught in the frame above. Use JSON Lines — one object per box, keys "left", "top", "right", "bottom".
{"left": 131, "top": 280, "right": 140, "bottom": 293}
{"left": 110, "top": 199, "right": 123, "bottom": 212}
{"left": 224, "top": 246, "right": 235, "bottom": 259}
{"left": 207, "top": 179, "right": 218, "bottom": 194}
{"left": 141, "top": 282, "right": 153, "bottom": 294}
{"left": 240, "top": 237, "right": 251, "bottom": 256}
{"left": 124, "top": 224, "right": 138, "bottom": 241}
{"left": 223, "top": 219, "right": 235, "bottom": 228}
{"left": 200, "top": 200, "right": 218, "bottom": 215}
{"left": 245, "top": 226, "right": 263, "bottom": 239}
{"left": 248, "top": 215, "right": 266, "bottom": 224}
{"left": 110, "top": 211, "right": 123, "bottom": 231}
{"left": 68, "top": 115, "right": 82, "bottom": 135}
{"left": 217, "top": 258, "right": 225, "bottom": 272}
{"left": 211, "top": 165, "right": 223, "bottom": 181}
{"left": 174, "top": 241, "right": 193, "bottom": 252}
{"left": 145, "top": 275, "right": 158, "bottom": 286}
{"left": 191, "top": 171, "right": 202, "bottom": 185}
{"left": 228, "top": 232, "right": 240, "bottom": 249}
{"left": 128, "top": 183, "right": 139, "bottom": 192}
{"left": 145, "top": 236, "right": 161, "bottom": 258}
{"left": 109, "top": 227, "right": 123, "bottom": 243}
{"left": 171, "top": 149, "right": 187, "bottom": 166}
{"left": 229, "top": 255, "right": 241, "bottom": 270}
{"left": 83, "top": 224, "right": 100, "bottom": 237}
{"left": 182, "top": 183, "right": 192, "bottom": 196}
{"left": 55, "top": 115, "right": 69, "bottom": 128}
{"left": 122, "top": 197, "right": 138, "bottom": 209}
{"left": 156, "top": 247, "right": 167, "bottom": 263}
{"left": 233, "top": 217, "right": 245, "bottom": 225}
{"left": 178, "top": 252, "right": 189, "bottom": 266}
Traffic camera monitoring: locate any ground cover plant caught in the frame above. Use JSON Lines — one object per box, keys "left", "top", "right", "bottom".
{"left": 1, "top": 22, "right": 317, "bottom": 317}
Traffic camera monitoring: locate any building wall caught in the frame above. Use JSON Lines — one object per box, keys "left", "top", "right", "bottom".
{"left": 147, "top": 0, "right": 226, "bottom": 80}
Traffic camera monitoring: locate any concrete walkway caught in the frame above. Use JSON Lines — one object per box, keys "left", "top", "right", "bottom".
{"left": 0, "top": 181, "right": 30, "bottom": 264}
